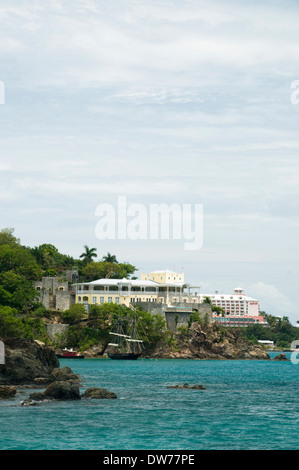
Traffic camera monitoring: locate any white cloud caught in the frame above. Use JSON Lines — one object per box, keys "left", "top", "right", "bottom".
{"left": 0, "top": 0, "right": 299, "bottom": 323}
{"left": 247, "top": 282, "right": 297, "bottom": 321}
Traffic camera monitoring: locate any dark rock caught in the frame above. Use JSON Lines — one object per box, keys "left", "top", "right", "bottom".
{"left": 82, "top": 387, "right": 117, "bottom": 399}
{"left": 34, "top": 377, "right": 53, "bottom": 386}
{"left": 26, "top": 382, "right": 81, "bottom": 402}
{"left": 150, "top": 323, "right": 271, "bottom": 360}
{"left": 28, "top": 392, "right": 47, "bottom": 401}
{"left": 273, "top": 353, "right": 289, "bottom": 361}
{"left": 51, "top": 366, "right": 81, "bottom": 383}
{"left": 0, "top": 338, "right": 59, "bottom": 385}
{"left": 167, "top": 383, "right": 206, "bottom": 390}
{"left": 20, "top": 399, "right": 40, "bottom": 406}
{"left": 0, "top": 385, "right": 17, "bottom": 398}
{"left": 42, "top": 381, "right": 81, "bottom": 400}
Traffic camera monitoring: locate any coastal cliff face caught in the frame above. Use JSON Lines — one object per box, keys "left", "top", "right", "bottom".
{"left": 150, "top": 322, "right": 270, "bottom": 360}
{"left": 0, "top": 338, "right": 60, "bottom": 385}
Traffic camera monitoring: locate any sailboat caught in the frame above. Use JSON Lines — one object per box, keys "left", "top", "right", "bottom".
{"left": 107, "top": 315, "right": 143, "bottom": 360}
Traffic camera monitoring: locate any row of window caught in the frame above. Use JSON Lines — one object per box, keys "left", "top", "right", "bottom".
{"left": 78, "top": 296, "right": 119, "bottom": 305}
{"left": 212, "top": 296, "right": 244, "bottom": 300}
{"left": 36, "top": 286, "right": 65, "bottom": 291}
{"left": 77, "top": 286, "right": 181, "bottom": 293}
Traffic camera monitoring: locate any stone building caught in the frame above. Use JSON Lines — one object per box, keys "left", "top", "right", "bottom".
{"left": 34, "top": 277, "right": 75, "bottom": 312}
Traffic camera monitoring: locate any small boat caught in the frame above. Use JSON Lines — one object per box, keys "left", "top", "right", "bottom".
{"left": 56, "top": 348, "right": 85, "bottom": 359}
{"left": 107, "top": 314, "right": 143, "bottom": 360}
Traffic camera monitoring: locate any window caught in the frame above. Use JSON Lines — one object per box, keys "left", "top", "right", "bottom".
{"left": 115, "top": 297, "right": 119, "bottom": 304}
{"left": 78, "top": 296, "right": 81, "bottom": 303}
{"left": 108, "top": 297, "right": 112, "bottom": 303}
{"left": 100, "top": 297, "right": 104, "bottom": 304}
{"left": 92, "top": 296, "right": 97, "bottom": 304}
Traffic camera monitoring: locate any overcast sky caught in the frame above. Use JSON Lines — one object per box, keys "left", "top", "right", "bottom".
{"left": 1, "top": 0, "right": 299, "bottom": 323}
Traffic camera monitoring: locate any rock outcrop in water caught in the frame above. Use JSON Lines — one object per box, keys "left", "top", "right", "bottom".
{"left": 29, "top": 381, "right": 81, "bottom": 401}
{"left": 151, "top": 322, "right": 270, "bottom": 360}
{"left": 0, "top": 338, "right": 60, "bottom": 385}
{"left": 0, "top": 338, "right": 117, "bottom": 404}
{"left": 273, "top": 353, "right": 289, "bottom": 361}
{"left": 82, "top": 387, "right": 117, "bottom": 399}
{"left": 167, "top": 383, "right": 206, "bottom": 390}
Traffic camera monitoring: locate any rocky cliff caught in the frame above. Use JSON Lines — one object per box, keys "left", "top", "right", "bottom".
{"left": 0, "top": 338, "right": 60, "bottom": 385}
{"left": 150, "top": 322, "right": 270, "bottom": 360}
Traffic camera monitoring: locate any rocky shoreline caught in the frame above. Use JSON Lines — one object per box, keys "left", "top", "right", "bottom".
{"left": 0, "top": 325, "right": 274, "bottom": 403}
{"left": 0, "top": 338, "right": 117, "bottom": 404}
{"left": 150, "top": 322, "right": 271, "bottom": 360}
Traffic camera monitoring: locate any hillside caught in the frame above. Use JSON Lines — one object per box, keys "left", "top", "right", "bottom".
{"left": 150, "top": 322, "right": 270, "bottom": 360}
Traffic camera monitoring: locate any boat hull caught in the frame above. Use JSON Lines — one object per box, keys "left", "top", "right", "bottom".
{"left": 56, "top": 354, "right": 85, "bottom": 359}
{"left": 108, "top": 353, "right": 141, "bottom": 360}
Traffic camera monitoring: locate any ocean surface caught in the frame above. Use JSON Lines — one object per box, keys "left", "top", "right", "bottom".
{"left": 0, "top": 353, "right": 298, "bottom": 450}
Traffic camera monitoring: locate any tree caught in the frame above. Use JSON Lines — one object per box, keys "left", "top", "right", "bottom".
{"left": 0, "top": 244, "right": 42, "bottom": 280}
{"left": 79, "top": 245, "right": 97, "bottom": 264}
{"left": 62, "top": 304, "right": 86, "bottom": 324}
{"left": 0, "top": 271, "right": 40, "bottom": 311}
{"left": 0, "top": 228, "right": 20, "bottom": 246}
{"left": 102, "top": 252, "right": 118, "bottom": 263}
{"left": 82, "top": 261, "right": 136, "bottom": 281}
{"left": 28, "top": 243, "right": 76, "bottom": 274}
{"left": 0, "top": 306, "right": 24, "bottom": 338}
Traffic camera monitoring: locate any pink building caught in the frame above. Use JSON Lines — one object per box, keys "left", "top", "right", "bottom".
{"left": 200, "top": 287, "right": 260, "bottom": 316}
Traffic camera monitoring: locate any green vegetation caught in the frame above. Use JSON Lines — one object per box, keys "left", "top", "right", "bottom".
{"left": 0, "top": 305, "right": 49, "bottom": 343}
{"left": 241, "top": 313, "right": 299, "bottom": 349}
{"left": 55, "top": 303, "right": 168, "bottom": 353}
{"left": 79, "top": 245, "right": 97, "bottom": 265}
{"left": 0, "top": 227, "right": 164, "bottom": 352}
{"left": 0, "top": 226, "right": 298, "bottom": 353}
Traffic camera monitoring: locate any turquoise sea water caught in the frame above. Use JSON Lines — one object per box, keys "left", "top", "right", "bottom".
{"left": 0, "top": 353, "right": 298, "bottom": 450}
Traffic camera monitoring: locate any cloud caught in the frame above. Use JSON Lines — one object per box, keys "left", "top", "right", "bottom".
{"left": 247, "top": 282, "right": 297, "bottom": 320}
{"left": 0, "top": 0, "right": 299, "bottom": 324}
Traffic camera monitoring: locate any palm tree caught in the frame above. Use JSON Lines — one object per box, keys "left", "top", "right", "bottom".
{"left": 102, "top": 252, "right": 118, "bottom": 263}
{"left": 79, "top": 245, "right": 97, "bottom": 264}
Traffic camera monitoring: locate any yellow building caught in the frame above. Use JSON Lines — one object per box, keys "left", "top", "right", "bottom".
{"left": 74, "top": 270, "right": 197, "bottom": 309}
{"left": 141, "top": 270, "right": 184, "bottom": 284}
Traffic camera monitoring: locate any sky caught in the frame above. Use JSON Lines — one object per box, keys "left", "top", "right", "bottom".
{"left": 1, "top": 0, "right": 299, "bottom": 323}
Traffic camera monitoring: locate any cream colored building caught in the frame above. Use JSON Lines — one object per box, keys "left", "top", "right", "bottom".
{"left": 141, "top": 270, "right": 184, "bottom": 284}
{"left": 74, "top": 271, "right": 260, "bottom": 317}
{"left": 74, "top": 270, "right": 201, "bottom": 308}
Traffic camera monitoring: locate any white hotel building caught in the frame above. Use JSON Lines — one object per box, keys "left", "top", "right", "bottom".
{"left": 206, "top": 287, "right": 260, "bottom": 316}
{"left": 74, "top": 270, "right": 262, "bottom": 322}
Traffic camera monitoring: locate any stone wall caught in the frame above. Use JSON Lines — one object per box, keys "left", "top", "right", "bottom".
{"left": 135, "top": 301, "right": 213, "bottom": 331}
{"left": 34, "top": 277, "right": 75, "bottom": 311}
{"left": 46, "top": 323, "right": 69, "bottom": 341}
